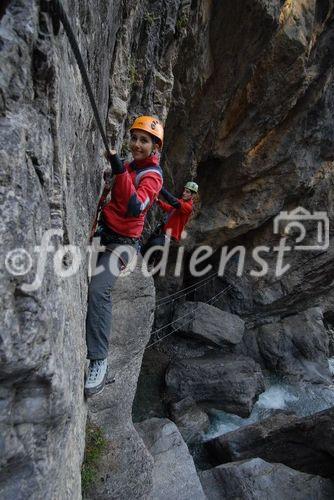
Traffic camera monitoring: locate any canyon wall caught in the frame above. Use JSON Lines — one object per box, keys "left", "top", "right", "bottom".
{"left": 1, "top": 0, "right": 333, "bottom": 498}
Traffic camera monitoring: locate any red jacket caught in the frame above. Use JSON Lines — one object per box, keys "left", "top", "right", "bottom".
{"left": 102, "top": 155, "right": 163, "bottom": 238}
{"left": 157, "top": 198, "right": 193, "bottom": 241}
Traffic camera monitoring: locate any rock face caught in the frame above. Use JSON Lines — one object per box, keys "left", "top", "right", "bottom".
{"left": 106, "top": 0, "right": 191, "bottom": 167}
{"left": 173, "top": 301, "right": 245, "bottom": 348}
{"left": 0, "top": 0, "right": 191, "bottom": 496}
{"left": 207, "top": 406, "right": 334, "bottom": 478}
{"left": 85, "top": 264, "right": 156, "bottom": 499}
{"left": 154, "top": 0, "right": 334, "bottom": 409}
{"left": 1, "top": 0, "right": 334, "bottom": 497}
{"left": 240, "top": 307, "right": 331, "bottom": 383}
{"left": 199, "top": 458, "right": 334, "bottom": 500}
{"left": 136, "top": 418, "right": 206, "bottom": 500}
{"left": 1, "top": 1, "right": 122, "bottom": 497}
{"left": 165, "top": 353, "right": 265, "bottom": 417}
{"left": 164, "top": 0, "right": 334, "bottom": 250}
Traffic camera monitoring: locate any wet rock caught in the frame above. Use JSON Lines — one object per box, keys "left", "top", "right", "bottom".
{"left": 207, "top": 406, "right": 334, "bottom": 478}
{"left": 199, "top": 458, "right": 334, "bottom": 500}
{"left": 165, "top": 353, "right": 265, "bottom": 417}
{"left": 173, "top": 301, "right": 245, "bottom": 348}
{"left": 169, "top": 397, "right": 210, "bottom": 443}
{"left": 136, "top": 418, "right": 206, "bottom": 500}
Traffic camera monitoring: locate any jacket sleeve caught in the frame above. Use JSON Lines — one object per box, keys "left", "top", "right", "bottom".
{"left": 112, "top": 170, "right": 163, "bottom": 217}
{"left": 160, "top": 187, "right": 181, "bottom": 208}
{"left": 157, "top": 199, "right": 174, "bottom": 213}
{"left": 177, "top": 199, "right": 193, "bottom": 215}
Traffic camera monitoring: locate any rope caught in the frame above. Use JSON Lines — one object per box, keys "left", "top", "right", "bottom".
{"left": 155, "top": 250, "right": 329, "bottom": 309}
{"left": 137, "top": 251, "right": 328, "bottom": 356}
{"left": 50, "top": 0, "right": 110, "bottom": 151}
{"left": 145, "top": 284, "right": 233, "bottom": 350}
{"left": 155, "top": 271, "right": 218, "bottom": 307}
{"left": 124, "top": 283, "right": 233, "bottom": 366}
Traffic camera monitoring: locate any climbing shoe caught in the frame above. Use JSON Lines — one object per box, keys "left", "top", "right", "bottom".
{"left": 84, "top": 359, "right": 108, "bottom": 397}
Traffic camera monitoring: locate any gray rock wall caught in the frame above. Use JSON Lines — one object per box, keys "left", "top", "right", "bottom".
{"left": 1, "top": 1, "right": 121, "bottom": 497}
{"left": 199, "top": 458, "right": 334, "bottom": 500}
{"left": 1, "top": 0, "right": 195, "bottom": 496}
{"left": 156, "top": 0, "right": 334, "bottom": 331}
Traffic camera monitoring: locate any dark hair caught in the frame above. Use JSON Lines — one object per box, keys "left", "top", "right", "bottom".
{"left": 151, "top": 135, "right": 160, "bottom": 145}
{"left": 130, "top": 130, "right": 159, "bottom": 145}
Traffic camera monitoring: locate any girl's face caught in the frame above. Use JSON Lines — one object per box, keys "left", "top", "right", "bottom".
{"left": 130, "top": 130, "right": 158, "bottom": 161}
{"left": 182, "top": 188, "right": 194, "bottom": 201}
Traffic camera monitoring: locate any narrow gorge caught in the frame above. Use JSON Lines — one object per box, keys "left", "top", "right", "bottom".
{"left": 1, "top": 1, "right": 334, "bottom": 499}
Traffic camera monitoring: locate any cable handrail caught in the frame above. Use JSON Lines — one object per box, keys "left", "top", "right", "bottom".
{"left": 156, "top": 273, "right": 218, "bottom": 309}
{"left": 145, "top": 285, "right": 233, "bottom": 350}
{"left": 126, "top": 284, "right": 233, "bottom": 363}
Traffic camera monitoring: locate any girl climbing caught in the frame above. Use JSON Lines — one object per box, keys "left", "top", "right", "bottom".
{"left": 141, "top": 181, "right": 199, "bottom": 259}
{"left": 85, "top": 116, "right": 164, "bottom": 397}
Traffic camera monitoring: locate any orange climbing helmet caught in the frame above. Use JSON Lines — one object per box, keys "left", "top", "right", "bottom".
{"left": 130, "top": 116, "right": 164, "bottom": 147}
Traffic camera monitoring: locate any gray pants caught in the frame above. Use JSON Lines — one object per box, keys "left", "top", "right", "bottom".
{"left": 86, "top": 245, "right": 136, "bottom": 360}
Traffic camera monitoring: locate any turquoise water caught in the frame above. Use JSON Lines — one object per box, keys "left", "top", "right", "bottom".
{"left": 203, "top": 359, "right": 334, "bottom": 440}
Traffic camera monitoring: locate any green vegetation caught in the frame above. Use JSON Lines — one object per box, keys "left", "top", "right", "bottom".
{"left": 129, "top": 61, "right": 141, "bottom": 86}
{"left": 176, "top": 13, "right": 188, "bottom": 31}
{"left": 81, "top": 422, "right": 108, "bottom": 495}
{"left": 144, "top": 11, "right": 159, "bottom": 25}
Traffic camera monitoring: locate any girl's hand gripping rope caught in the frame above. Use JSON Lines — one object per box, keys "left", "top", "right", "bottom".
{"left": 104, "top": 149, "right": 125, "bottom": 174}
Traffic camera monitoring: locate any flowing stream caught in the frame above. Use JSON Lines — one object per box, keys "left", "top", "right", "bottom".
{"left": 204, "top": 358, "right": 334, "bottom": 440}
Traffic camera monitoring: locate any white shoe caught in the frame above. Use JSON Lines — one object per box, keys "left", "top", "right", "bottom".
{"left": 84, "top": 359, "right": 108, "bottom": 397}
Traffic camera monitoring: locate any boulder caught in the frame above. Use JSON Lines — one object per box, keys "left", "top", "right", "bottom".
{"left": 165, "top": 353, "right": 265, "bottom": 417}
{"left": 199, "top": 458, "right": 334, "bottom": 500}
{"left": 173, "top": 301, "right": 245, "bottom": 348}
{"left": 136, "top": 418, "right": 206, "bottom": 500}
{"left": 169, "top": 397, "right": 210, "bottom": 443}
{"left": 207, "top": 406, "right": 334, "bottom": 478}
{"left": 256, "top": 307, "right": 331, "bottom": 383}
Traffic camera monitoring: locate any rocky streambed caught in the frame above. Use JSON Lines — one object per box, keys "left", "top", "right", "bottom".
{"left": 133, "top": 294, "right": 334, "bottom": 498}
